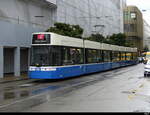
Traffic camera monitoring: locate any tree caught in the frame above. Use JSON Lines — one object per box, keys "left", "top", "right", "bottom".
{"left": 84, "top": 34, "right": 105, "bottom": 43}
{"left": 107, "top": 33, "right": 126, "bottom": 46}
{"left": 46, "top": 23, "right": 133, "bottom": 48}
{"left": 46, "top": 22, "right": 84, "bottom": 38}
{"left": 84, "top": 33, "right": 130, "bottom": 47}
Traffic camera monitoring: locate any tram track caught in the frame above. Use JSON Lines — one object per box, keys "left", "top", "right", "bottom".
{"left": 0, "top": 75, "right": 107, "bottom": 112}
{"left": 0, "top": 64, "right": 138, "bottom": 112}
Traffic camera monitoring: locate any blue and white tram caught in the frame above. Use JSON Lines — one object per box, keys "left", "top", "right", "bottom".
{"left": 29, "top": 32, "right": 138, "bottom": 79}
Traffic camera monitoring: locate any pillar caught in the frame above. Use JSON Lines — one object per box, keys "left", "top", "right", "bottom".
{"left": 0, "top": 46, "right": 4, "bottom": 78}
{"left": 14, "top": 47, "right": 20, "bottom": 77}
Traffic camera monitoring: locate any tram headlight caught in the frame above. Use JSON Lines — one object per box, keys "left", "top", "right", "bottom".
{"left": 41, "top": 68, "right": 48, "bottom": 71}
{"left": 29, "top": 67, "right": 35, "bottom": 71}
{"left": 41, "top": 68, "right": 50, "bottom": 71}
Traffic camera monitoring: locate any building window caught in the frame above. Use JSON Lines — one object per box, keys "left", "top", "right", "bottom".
{"left": 124, "top": 11, "right": 130, "bottom": 20}
{"left": 130, "top": 12, "right": 137, "bottom": 20}
{"left": 124, "top": 24, "right": 137, "bottom": 32}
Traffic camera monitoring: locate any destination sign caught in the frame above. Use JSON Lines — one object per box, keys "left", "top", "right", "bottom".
{"left": 32, "top": 34, "right": 51, "bottom": 44}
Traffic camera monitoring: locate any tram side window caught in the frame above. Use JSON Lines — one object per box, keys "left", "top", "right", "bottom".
{"left": 133, "top": 52, "right": 138, "bottom": 60}
{"left": 70, "top": 48, "right": 84, "bottom": 64}
{"left": 126, "top": 52, "right": 132, "bottom": 61}
{"left": 86, "top": 49, "right": 99, "bottom": 63}
{"left": 112, "top": 51, "right": 120, "bottom": 62}
{"left": 103, "top": 51, "right": 111, "bottom": 62}
{"left": 62, "top": 47, "right": 84, "bottom": 65}
{"left": 131, "top": 53, "right": 134, "bottom": 60}
{"left": 117, "top": 52, "right": 121, "bottom": 61}
{"left": 98, "top": 50, "right": 104, "bottom": 63}
{"left": 120, "top": 52, "right": 126, "bottom": 61}
{"left": 51, "top": 46, "right": 62, "bottom": 66}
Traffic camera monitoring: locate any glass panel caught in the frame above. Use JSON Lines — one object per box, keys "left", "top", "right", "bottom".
{"left": 51, "top": 46, "right": 62, "bottom": 66}
{"left": 62, "top": 47, "right": 84, "bottom": 65}
{"left": 30, "top": 46, "right": 51, "bottom": 66}
{"left": 120, "top": 52, "right": 126, "bottom": 61}
{"left": 70, "top": 48, "right": 84, "bottom": 64}
{"left": 62, "top": 47, "right": 72, "bottom": 65}
{"left": 126, "top": 53, "right": 132, "bottom": 61}
{"left": 103, "top": 51, "right": 111, "bottom": 62}
{"left": 86, "top": 49, "right": 99, "bottom": 63}
{"left": 98, "top": 50, "right": 104, "bottom": 63}
{"left": 112, "top": 51, "right": 120, "bottom": 62}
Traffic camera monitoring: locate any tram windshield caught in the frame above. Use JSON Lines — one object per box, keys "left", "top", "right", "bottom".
{"left": 30, "top": 46, "right": 51, "bottom": 66}
{"left": 30, "top": 46, "right": 84, "bottom": 67}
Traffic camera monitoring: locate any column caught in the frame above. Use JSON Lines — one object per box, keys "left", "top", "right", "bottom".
{"left": 14, "top": 47, "right": 20, "bottom": 77}
{"left": 0, "top": 46, "right": 4, "bottom": 78}
{"left": 28, "top": 48, "right": 31, "bottom": 75}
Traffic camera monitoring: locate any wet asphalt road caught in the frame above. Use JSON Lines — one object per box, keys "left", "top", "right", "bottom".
{"left": 0, "top": 63, "right": 149, "bottom": 112}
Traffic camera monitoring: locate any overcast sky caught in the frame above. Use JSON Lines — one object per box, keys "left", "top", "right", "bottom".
{"left": 127, "top": 0, "right": 150, "bottom": 24}
{"left": 127, "top": 0, "right": 150, "bottom": 10}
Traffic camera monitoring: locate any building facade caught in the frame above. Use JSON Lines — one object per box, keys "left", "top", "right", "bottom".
{"left": 0, "top": 0, "right": 57, "bottom": 78}
{"left": 124, "top": 6, "right": 143, "bottom": 52}
{"left": 56, "top": 0, "right": 126, "bottom": 37}
{"left": 0, "top": 0, "right": 126, "bottom": 78}
{"left": 143, "top": 20, "right": 150, "bottom": 51}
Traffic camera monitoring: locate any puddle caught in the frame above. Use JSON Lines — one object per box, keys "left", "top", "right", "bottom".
{"left": 20, "top": 90, "right": 30, "bottom": 98}
{"left": 4, "top": 92, "right": 16, "bottom": 100}
{"left": 19, "top": 84, "right": 33, "bottom": 88}
{"left": 4, "top": 86, "right": 16, "bottom": 91}
{"left": 3, "top": 90, "right": 31, "bottom": 100}
{"left": 32, "top": 86, "right": 61, "bottom": 95}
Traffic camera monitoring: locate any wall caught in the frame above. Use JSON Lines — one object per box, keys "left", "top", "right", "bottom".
{"left": 56, "top": 0, "right": 124, "bottom": 37}
{"left": 143, "top": 20, "right": 150, "bottom": 50}
{"left": 124, "top": 6, "right": 143, "bottom": 51}
{"left": 0, "top": 0, "right": 57, "bottom": 74}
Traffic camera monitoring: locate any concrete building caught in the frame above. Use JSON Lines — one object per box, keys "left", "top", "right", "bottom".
{"left": 143, "top": 20, "right": 150, "bottom": 51}
{"left": 0, "top": 0, "right": 126, "bottom": 78}
{"left": 0, "top": 0, "right": 57, "bottom": 78}
{"left": 56, "top": 0, "right": 126, "bottom": 37}
{"left": 124, "top": 6, "right": 143, "bottom": 52}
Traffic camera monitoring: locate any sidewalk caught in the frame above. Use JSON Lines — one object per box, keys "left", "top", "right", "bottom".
{"left": 0, "top": 73, "right": 29, "bottom": 84}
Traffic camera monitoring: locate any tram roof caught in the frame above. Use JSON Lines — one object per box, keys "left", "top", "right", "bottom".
{"left": 32, "top": 32, "right": 137, "bottom": 52}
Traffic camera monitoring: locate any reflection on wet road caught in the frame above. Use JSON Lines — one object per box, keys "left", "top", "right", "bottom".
{"left": 0, "top": 64, "right": 149, "bottom": 112}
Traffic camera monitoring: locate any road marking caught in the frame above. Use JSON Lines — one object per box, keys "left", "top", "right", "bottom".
{"left": 128, "top": 94, "right": 136, "bottom": 100}
{"left": 128, "top": 82, "right": 146, "bottom": 100}
{"left": 139, "top": 84, "right": 144, "bottom": 88}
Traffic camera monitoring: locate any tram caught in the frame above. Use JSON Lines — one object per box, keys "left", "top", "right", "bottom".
{"left": 29, "top": 32, "right": 138, "bottom": 79}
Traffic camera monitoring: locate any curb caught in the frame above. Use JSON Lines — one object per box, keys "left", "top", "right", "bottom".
{"left": 0, "top": 78, "right": 29, "bottom": 84}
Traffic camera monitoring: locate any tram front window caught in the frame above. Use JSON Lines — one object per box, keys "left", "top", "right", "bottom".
{"left": 31, "top": 46, "right": 51, "bottom": 66}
